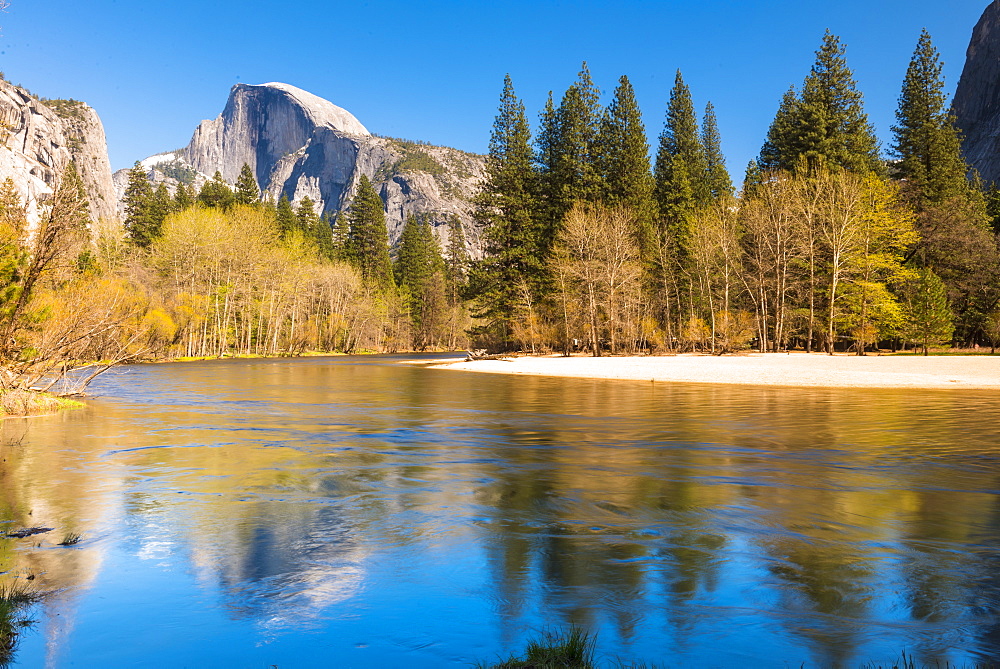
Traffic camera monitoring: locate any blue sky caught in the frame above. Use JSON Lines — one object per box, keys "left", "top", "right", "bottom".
{"left": 2, "top": 1, "right": 991, "bottom": 175}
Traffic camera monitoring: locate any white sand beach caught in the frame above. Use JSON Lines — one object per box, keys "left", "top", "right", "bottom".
{"left": 432, "top": 352, "right": 1000, "bottom": 389}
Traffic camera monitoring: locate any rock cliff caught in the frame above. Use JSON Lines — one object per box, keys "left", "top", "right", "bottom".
{"left": 0, "top": 79, "right": 116, "bottom": 224}
{"left": 954, "top": 1, "right": 1000, "bottom": 184}
{"left": 120, "top": 82, "right": 484, "bottom": 251}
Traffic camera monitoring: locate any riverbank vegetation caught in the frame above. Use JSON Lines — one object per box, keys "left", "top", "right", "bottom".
{"left": 0, "top": 580, "right": 37, "bottom": 667}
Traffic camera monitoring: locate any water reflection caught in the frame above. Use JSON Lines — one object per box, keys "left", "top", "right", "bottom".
{"left": 0, "top": 356, "right": 998, "bottom": 667}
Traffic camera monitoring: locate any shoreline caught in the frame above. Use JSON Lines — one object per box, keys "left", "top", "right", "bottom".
{"left": 429, "top": 352, "right": 1000, "bottom": 390}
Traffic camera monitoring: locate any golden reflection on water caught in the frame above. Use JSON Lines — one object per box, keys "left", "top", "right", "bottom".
{"left": 0, "top": 357, "right": 999, "bottom": 667}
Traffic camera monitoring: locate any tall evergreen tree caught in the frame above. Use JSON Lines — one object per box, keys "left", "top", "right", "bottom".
{"left": 655, "top": 70, "right": 710, "bottom": 249}
{"left": 891, "top": 30, "right": 970, "bottom": 207}
{"left": 761, "top": 32, "right": 882, "bottom": 175}
{"left": 314, "top": 212, "right": 336, "bottom": 261}
{"left": 701, "top": 102, "right": 733, "bottom": 200}
{"left": 275, "top": 194, "right": 296, "bottom": 237}
{"left": 234, "top": 163, "right": 260, "bottom": 205}
{"left": 296, "top": 196, "right": 319, "bottom": 232}
{"left": 758, "top": 87, "right": 800, "bottom": 172}
{"left": 903, "top": 266, "right": 954, "bottom": 355}
{"left": 444, "top": 214, "right": 469, "bottom": 305}
{"left": 597, "top": 74, "right": 656, "bottom": 248}
{"left": 472, "top": 74, "right": 542, "bottom": 340}
{"left": 348, "top": 174, "right": 394, "bottom": 290}
{"left": 395, "top": 215, "right": 442, "bottom": 291}
{"left": 149, "top": 183, "right": 173, "bottom": 239}
{"left": 331, "top": 212, "right": 350, "bottom": 259}
{"left": 174, "top": 182, "right": 193, "bottom": 210}
{"left": 547, "top": 64, "right": 604, "bottom": 223}
{"left": 123, "top": 162, "right": 157, "bottom": 247}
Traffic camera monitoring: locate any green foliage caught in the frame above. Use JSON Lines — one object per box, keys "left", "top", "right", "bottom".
{"left": 347, "top": 174, "right": 394, "bottom": 291}
{"left": 174, "top": 182, "right": 193, "bottom": 210}
{"left": 234, "top": 163, "right": 260, "bottom": 205}
{"left": 198, "top": 171, "right": 235, "bottom": 209}
{"left": 331, "top": 212, "right": 350, "bottom": 260}
{"left": 479, "top": 627, "right": 596, "bottom": 669}
{"left": 701, "top": 102, "right": 733, "bottom": 200}
{"left": 472, "top": 74, "right": 545, "bottom": 344}
{"left": 759, "top": 32, "right": 882, "bottom": 175}
{"left": 275, "top": 194, "right": 296, "bottom": 237}
{"left": 395, "top": 215, "right": 445, "bottom": 345}
{"left": 314, "top": 212, "right": 336, "bottom": 261}
{"left": 546, "top": 63, "right": 605, "bottom": 223}
{"left": 0, "top": 580, "right": 38, "bottom": 667}
{"left": 123, "top": 162, "right": 158, "bottom": 248}
{"left": 901, "top": 266, "right": 954, "bottom": 354}
{"left": 296, "top": 196, "right": 319, "bottom": 232}
{"left": 891, "top": 30, "right": 971, "bottom": 208}
{"left": 597, "top": 74, "right": 656, "bottom": 251}
{"left": 655, "top": 70, "right": 710, "bottom": 258}
{"left": 444, "top": 214, "right": 469, "bottom": 305}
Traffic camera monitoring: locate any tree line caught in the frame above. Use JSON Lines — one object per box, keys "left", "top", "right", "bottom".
{"left": 3, "top": 28, "right": 1000, "bottom": 395}
{"left": 473, "top": 30, "right": 1000, "bottom": 355}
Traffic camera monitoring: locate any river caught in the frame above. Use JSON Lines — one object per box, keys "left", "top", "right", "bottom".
{"left": 1, "top": 355, "right": 998, "bottom": 667}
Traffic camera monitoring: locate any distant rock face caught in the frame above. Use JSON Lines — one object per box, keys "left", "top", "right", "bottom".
{"left": 120, "top": 82, "right": 485, "bottom": 252}
{"left": 0, "top": 79, "right": 116, "bottom": 224}
{"left": 954, "top": 1, "right": 1000, "bottom": 185}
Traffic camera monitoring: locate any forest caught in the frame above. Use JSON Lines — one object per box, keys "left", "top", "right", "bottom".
{"left": 474, "top": 30, "right": 1000, "bottom": 356}
{"left": 1, "top": 29, "right": 999, "bottom": 394}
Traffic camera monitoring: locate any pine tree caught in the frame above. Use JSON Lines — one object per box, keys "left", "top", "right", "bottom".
{"left": 701, "top": 102, "right": 733, "bottom": 199}
{"left": 767, "top": 31, "right": 883, "bottom": 175}
{"left": 123, "top": 162, "right": 157, "bottom": 247}
{"left": 472, "top": 74, "right": 543, "bottom": 341}
{"left": 296, "top": 196, "right": 319, "bottom": 233}
{"left": 148, "top": 183, "right": 173, "bottom": 241}
{"left": 234, "top": 163, "right": 260, "bottom": 205}
{"left": 198, "top": 171, "right": 235, "bottom": 209}
{"left": 904, "top": 266, "right": 954, "bottom": 355}
{"left": 891, "top": 30, "right": 970, "bottom": 208}
{"left": 331, "top": 212, "right": 350, "bottom": 259}
{"left": 174, "top": 182, "right": 193, "bottom": 210}
{"left": 275, "top": 194, "right": 296, "bottom": 237}
{"left": 444, "top": 214, "right": 469, "bottom": 305}
{"left": 535, "top": 91, "right": 561, "bottom": 243}
{"left": 597, "top": 74, "right": 656, "bottom": 248}
{"left": 315, "top": 212, "right": 336, "bottom": 261}
{"left": 395, "top": 214, "right": 442, "bottom": 292}
{"left": 758, "top": 88, "right": 799, "bottom": 172}
{"left": 655, "top": 70, "right": 710, "bottom": 251}
{"left": 348, "top": 174, "right": 394, "bottom": 290}
{"left": 547, "top": 64, "right": 604, "bottom": 226}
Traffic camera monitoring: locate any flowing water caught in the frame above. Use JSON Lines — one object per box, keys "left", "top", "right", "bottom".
{"left": 1, "top": 355, "right": 999, "bottom": 668}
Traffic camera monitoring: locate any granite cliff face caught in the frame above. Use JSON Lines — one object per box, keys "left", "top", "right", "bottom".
{"left": 0, "top": 79, "right": 116, "bottom": 224}
{"left": 954, "top": 1, "right": 1000, "bottom": 184}
{"left": 120, "top": 82, "right": 484, "bottom": 251}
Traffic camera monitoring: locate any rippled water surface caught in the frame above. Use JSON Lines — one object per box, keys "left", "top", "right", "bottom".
{"left": 2, "top": 355, "right": 1000, "bottom": 667}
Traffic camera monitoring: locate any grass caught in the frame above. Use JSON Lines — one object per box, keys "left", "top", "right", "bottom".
{"left": 478, "top": 627, "right": 596, "bottom": 669}
{"left": 58, "top": 532, "right": 82, "bottom": 546}
{"left": 0, "top": 580, "right": 38, "bottom": 667}
{"left": 0, "top": 389, "right": 83, "bottom": 417}
{"left": 476, "top": 632, "right": 997, "bottom": 669}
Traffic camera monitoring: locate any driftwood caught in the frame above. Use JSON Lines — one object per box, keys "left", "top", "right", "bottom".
{"left": 4, "top": 527, "right": 53, "bottom": 539}
{"left": 465, "top": 349, "right": 513, "bottom": 361}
